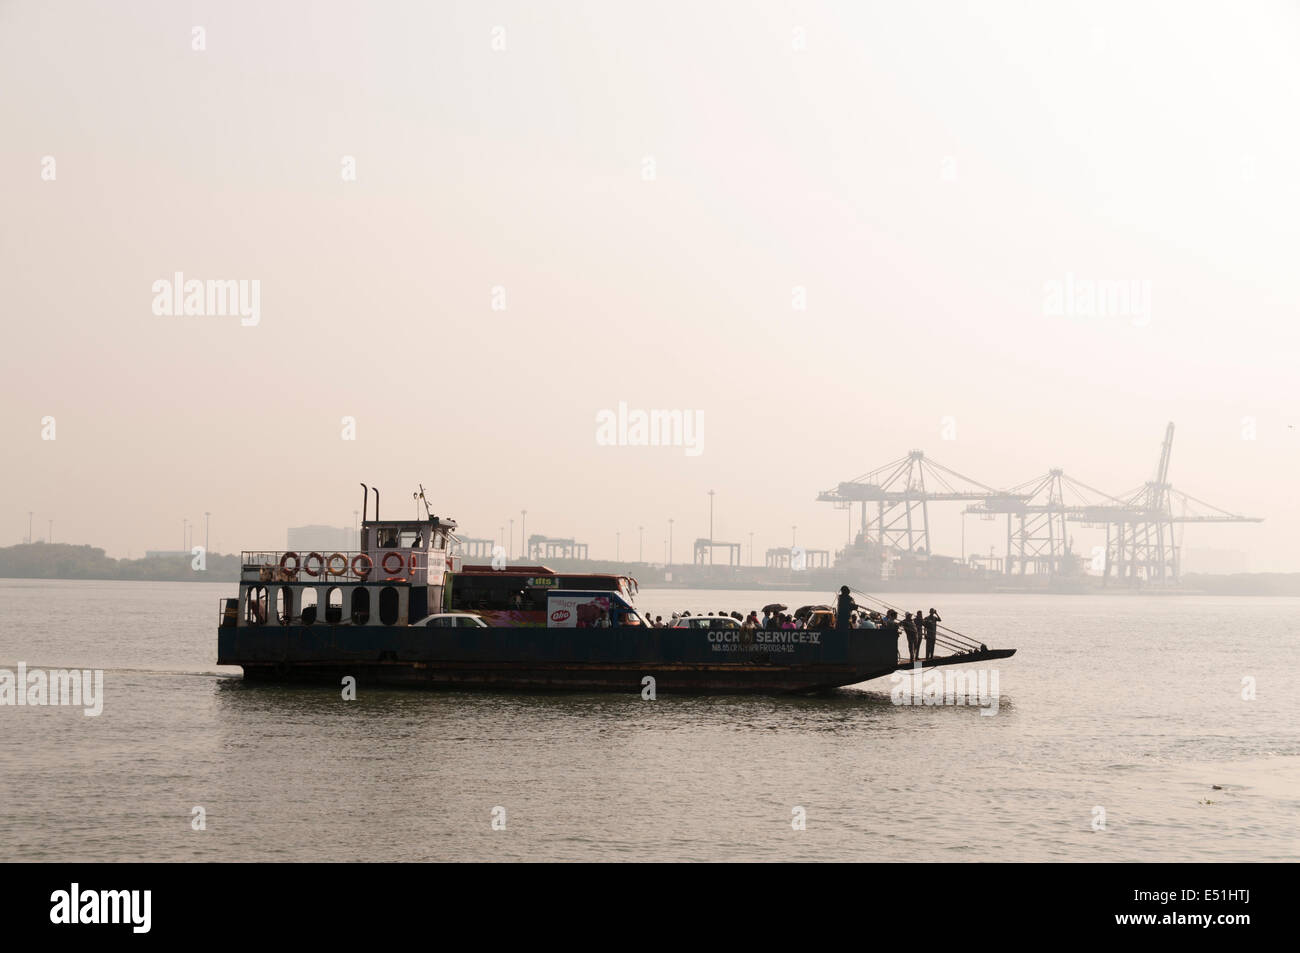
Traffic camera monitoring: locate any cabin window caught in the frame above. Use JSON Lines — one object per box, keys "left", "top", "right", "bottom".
{"left": 401, "top": 530, "right": 422, "bottom": 549}
{"left": 379, "top": 586, "right": 399, "bottom": 626}
{"left": 326, "top": 587, "right": 343, "bottom": 624}
{"left": 377, "top": 528, "right": 400, "bottom": 548}
{"left": 351, "top": 588, "right": 370, "bottom": 625}
{"left": 449, "top": 575, "right": 552, "bottom": 612}
{"left": 301, "top": 587, "right": 318, "bottom": 625}
{"left": 245, "top": 586, "right": 268, "bottom": 625}
{"left": 276, "top": 587, "right": 292, "bottom": 625}
{"left": 558, "top": 575, "right": 624, "bottom": 594}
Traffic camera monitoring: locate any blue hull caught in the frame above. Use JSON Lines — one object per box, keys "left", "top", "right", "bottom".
{"left": 218, "top": 624, "right": 901, "bottom": 694}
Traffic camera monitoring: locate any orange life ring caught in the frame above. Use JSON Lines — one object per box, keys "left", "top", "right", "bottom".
{"left": 326, "top": 552, "right": 348, "bottom": 576}
{"left": 381, "top": 552, "right": 405, "bottom": 576}
{"left": 351, "top": 553, "right": 372, "bottom": 580}
{"left": 304, "top": 552, "right": 324, "bottom": 577}
{"left": 279, "top": 552, "right": 300, "bottom": 577}
{"left": 409, "top": 552, "right": 418, "bottom": 575}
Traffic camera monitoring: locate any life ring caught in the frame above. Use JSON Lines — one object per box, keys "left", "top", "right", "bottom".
{"left": 381, "top": 552, "right": 405, "bottom": 576}
{"left": 326, "top": 552, "right": 348, "bottom": 576}
{"left": 351, "top": 553, "right": 373, "bottom": 580}
{"left": 304, "top": 552, "right": 324, "bottom": 577}
{"left": 409, "top": 552, "right": 418, "bottom": 575}
{"left": 279, "top": 552, "right": 300, "bottom": 577}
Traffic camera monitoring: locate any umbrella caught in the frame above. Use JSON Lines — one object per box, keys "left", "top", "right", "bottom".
{"left": 794, "top": 604, "right": 832, "bottom": 619}
{"left": 762, "top": 603, "right": 787, "bottom": 613}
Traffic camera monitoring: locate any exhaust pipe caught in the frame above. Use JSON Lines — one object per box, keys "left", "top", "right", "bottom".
{"left": 360, "top": 483, "right": 368, "bottom": 523}
{"left": 374, "top": 487, "right": 380, "bottom": 521}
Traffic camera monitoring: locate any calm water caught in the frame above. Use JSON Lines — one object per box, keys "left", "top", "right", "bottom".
{"left": 1, "top": 579, "right": 1297, "bottom": 862}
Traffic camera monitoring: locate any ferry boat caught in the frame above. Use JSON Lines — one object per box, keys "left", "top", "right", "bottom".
{"left": 217, "top": 487, "right": 1014, "bottom": 694}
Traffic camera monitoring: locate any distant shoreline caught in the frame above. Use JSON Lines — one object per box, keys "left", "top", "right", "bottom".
{"left": 0, "top": 542, "right": 243, "bottom": 583}
{"left": 2, "top": 543, "right": 1297, "bottom": 596}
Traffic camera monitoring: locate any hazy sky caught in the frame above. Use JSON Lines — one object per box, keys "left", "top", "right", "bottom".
{"left": 2, "top": 1, "right": 1297, "bottom": 568}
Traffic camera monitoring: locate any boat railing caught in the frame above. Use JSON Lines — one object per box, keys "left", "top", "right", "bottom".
{"left": 240, "top": 549, "right": 424, "bottom": 583}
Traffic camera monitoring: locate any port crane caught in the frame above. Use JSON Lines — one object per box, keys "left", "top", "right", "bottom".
{"left": 820, "top": 424, "right": 1261, "bottom": 586}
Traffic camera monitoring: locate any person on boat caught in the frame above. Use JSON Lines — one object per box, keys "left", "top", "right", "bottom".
{"left": 836, "top": 586, "right": 858, "bottom": 631}
{"left": 858, "top": 612, "right": 878, "bottom": 629}
{"left": 924, "top": 608, "right": 942, "bottom": 659}
{"left": 902, "top": 611, "right": 919, "bottom": 661}
{"left": 881, "top": 610, "right": 901, "bottom": 657}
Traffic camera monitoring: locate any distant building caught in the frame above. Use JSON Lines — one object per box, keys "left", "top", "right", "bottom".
{"left": 1182, "top": 548, "right": 1249, "bottom": 575}
{"left": 287, "top": 525, "right": 357, "bottom": 553}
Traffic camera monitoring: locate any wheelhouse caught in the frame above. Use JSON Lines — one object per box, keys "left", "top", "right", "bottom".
{"left": 218, "top": 485, "right": 639, "bottom": 633}
{"left": 225, "top": 488, "right": 459, "bottom": 630}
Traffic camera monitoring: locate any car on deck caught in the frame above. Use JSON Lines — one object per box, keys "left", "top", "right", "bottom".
{"left": 416, "top": 612, "right": 489, "bottom": 628}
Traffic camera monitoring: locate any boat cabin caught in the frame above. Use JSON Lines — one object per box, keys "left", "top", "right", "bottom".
{"left": 229, "top": 511, "right": 459, "bottom": 630}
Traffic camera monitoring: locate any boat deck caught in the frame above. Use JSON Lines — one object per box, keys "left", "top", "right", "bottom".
{"left": 892, "top": 648, "right": 1016, "bottom": 672}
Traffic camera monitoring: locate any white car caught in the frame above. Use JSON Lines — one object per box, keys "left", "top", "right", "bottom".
{"left": 671, "top": 616, "right": 741, "bottom": 630}
{"left": 417, "top": 612, "right": 489, "bottom": 628}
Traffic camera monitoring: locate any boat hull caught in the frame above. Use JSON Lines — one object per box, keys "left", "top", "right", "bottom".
{"left": 218, "top": 624, "right": 901, "bottom": 694}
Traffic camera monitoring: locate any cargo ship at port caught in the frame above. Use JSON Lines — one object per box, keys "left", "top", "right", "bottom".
{"left": 217, "top": 486, "right": 1013, "bottom": 694}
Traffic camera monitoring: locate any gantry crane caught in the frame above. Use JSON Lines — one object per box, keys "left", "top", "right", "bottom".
{"left": 1102, "top": 423, "right": 1261, "bottom": 585}
{"left": 819, "top": 424, "right": 1261, "bottom": 585}
{"left": 816, "top": 451, "right": 1025, "bottom": 556}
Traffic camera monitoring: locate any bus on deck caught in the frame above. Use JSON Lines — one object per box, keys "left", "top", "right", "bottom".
{"left": 445, "top": 565, "right": 638, "bottom": 626}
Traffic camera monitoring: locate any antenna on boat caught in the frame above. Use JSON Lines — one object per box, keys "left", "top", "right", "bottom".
{"left": 415, "top": 484, "right": 432, "bottom": 520}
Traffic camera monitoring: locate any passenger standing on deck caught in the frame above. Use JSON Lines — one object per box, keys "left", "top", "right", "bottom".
{"left": 836, "top": 586, "right": 858, "bottom": 631}
{"left": 902, "top": 612, "right": 919, "bottom": 662}
{"left": 882, "top": 610, "right": 901, "bottom": 659}
{"left": 924, "top": 608, "right": 942, "bottom": 660}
